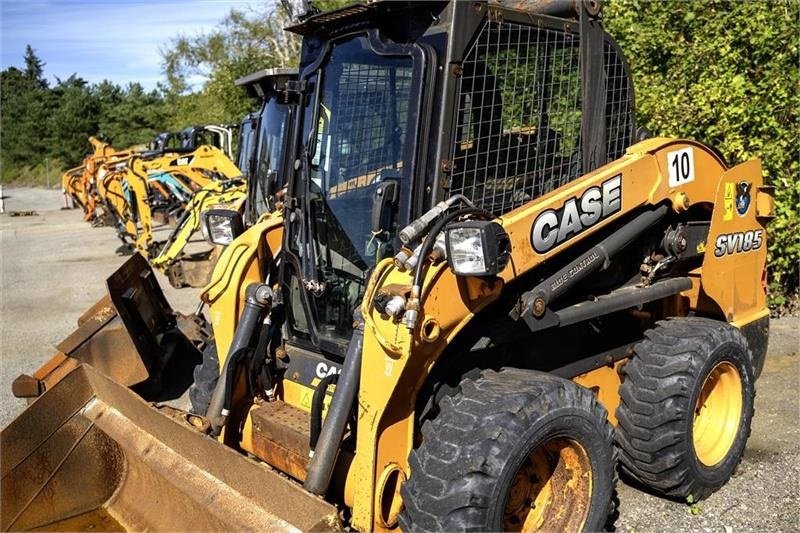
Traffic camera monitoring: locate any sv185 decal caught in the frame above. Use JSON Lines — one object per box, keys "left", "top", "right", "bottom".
{"left": 714, "top": 229, "right": 763, "bottom": 257}
{"left": 531, "top": 175, "right": 622, "bottom": 254}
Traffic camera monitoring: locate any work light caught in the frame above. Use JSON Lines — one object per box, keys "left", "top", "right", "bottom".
{"left": 445, "top": 220, "right": 511, "bottom": 276}
{"left": 201, "top": 209, "right": 244, "bottom": 246}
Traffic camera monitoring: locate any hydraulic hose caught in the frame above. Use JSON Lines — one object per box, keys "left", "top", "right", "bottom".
{"left": 206, "top": 283, "right": 273, "bottom": 436}
{"left": 309, "top": 373, "right": 339, "bottom": 453}
{"left": 411, "top": 207, "right": 493, "bottom": 290}
{"left": 398, "top": 194, "right": 475, "bottom": 244}
{"left": 304, "top": 309, "right": 364, "bottom": 495}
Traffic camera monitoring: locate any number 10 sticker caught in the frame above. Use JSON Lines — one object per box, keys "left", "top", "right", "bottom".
{"left": 667, "top": 147, "right": 695, "bottom": 187}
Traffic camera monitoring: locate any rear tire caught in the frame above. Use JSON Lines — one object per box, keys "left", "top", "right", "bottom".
{"left": 399, "top": 368, "right": 616, "bottom": 532}
{"left": 615, "top": 317, "right": 755, "bottom": 501}
{"left": 189, "top": 343, "right": 219, "bottom": 415}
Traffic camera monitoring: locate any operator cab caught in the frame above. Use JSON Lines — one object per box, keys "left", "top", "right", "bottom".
{"left": 178, "top": 124, "right": 235, "bottom": 158}
{"left": 280, "top": 0, "right": 636, "bottom": 357}
{"left": 150, "top": 131, "right": 181, "bottom": 151}
{"left": 235, "top": 113, "right": 259, "bottom": 178}
{"left": 235, "top": 68, "right": 298, "bottom": 225}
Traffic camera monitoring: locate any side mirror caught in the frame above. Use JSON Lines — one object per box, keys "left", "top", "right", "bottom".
{"left": 371, "top": 170, "right": 401, "bottom": 237}
{"left": 201, "top": 209, "right": 245, "bottom": 246}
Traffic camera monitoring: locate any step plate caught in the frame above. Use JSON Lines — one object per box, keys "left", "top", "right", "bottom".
{"left": 251, "top": 401, "right": 311, "bottom": 482}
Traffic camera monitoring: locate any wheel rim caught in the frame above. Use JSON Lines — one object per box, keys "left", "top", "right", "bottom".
{"left": 693, "top": 361, "right": 743, "bottom": 467}
{"left": 503, "top": 437, "right": 592, "bottom": 532}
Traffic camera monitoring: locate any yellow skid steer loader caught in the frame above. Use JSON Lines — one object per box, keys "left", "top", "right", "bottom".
{"left": 3, "top": 2, "right": 774, "bottom": 531}
{"left": 149, "top": 69, "right": 298, "bottom": 288}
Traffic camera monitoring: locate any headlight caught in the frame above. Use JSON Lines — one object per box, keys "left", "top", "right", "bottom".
{"left": 445, "top": 220, "right": 511, "bottom": 276}
{"left": 201, "top": 209, "right": 244, "bottom": 246}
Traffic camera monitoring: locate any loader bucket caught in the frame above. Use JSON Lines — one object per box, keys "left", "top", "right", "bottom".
{"left": 13, "top": 254, "right": 203, "bottom": 401}
{"left": 1, "top": 364, "right": 340, "bottom": 532}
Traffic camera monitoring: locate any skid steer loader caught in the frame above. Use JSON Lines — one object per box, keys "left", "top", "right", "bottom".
{"left": 149, "top": 68, "right": 298, "bottom": 289}
{"left": 3, "top": 1, "right": 774, "bottom": 531}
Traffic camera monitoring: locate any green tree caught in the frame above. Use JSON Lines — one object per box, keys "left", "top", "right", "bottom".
{"left": 605, "top": 0, "right": 800, "bottom": 301}
{"left": 1, "top": 47, "right": 170, "bottom": 182}
{"left": 47, "top": 75, "right": 100, "bottom": 162}
{"left": 0, "top": 65, "right": 51, "bottom": 172}
{"left": 160, "top": 5, "right": 294, "bottom": 123}
{"left": 98, "top": 82, "right": 167, "bottom": 149}
{"left": 159, "top": 0, "right": 351, "bottom": 126}
{"left": 23, "top": 44, "right": 47, "bottom": 88}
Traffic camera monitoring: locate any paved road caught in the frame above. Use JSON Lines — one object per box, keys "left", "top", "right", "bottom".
{"left": 0, "top": 188, "right": 200, "bottom": 427}
{"left": 1, "top": 187, "right": 797, "bottom": 531}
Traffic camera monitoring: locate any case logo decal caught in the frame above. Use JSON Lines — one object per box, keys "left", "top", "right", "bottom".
{"left": 736, "top": 181, "right": 752, "bottom": 217}
{"left": 316, "top": 361, "right": 341, "bottom": 379}
{"left": 530, "top": 175, "right": 622, "bottom": 254}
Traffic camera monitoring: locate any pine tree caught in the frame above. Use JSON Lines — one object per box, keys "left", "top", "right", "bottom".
{"left": 23, "top": 45, "right": 47, "bottom": 89}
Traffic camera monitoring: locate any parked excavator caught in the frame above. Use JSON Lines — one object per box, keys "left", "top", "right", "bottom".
{"left": 3, "top": 2, "right": 773, "bottom": 532}
{"left": 96, "top": 145, "right": 242, "bottom": 257}
{"left": 62, "top": 136, "right": 135, "bottom": 224}
{"left": 60, "top": 165, "right": 85, "bottom": 209}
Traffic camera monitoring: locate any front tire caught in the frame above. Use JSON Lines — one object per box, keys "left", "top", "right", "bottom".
{"left": 189, "top": 343, "right": 219, "bottom": 415}
{"left": 615, "top": 317, "right": 755, "bottom": 501}
{"left": 399, "top": 368, "right": 616, "bottom": 532}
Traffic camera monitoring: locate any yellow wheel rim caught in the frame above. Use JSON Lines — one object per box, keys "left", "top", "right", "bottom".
{"left": 503, "top": 438, "right": 592, "bottom": 532}
{"left": 693, "top": 361, "right": 743, "bottom": 467}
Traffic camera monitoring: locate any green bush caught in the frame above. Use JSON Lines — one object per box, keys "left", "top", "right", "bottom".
{"left": 605, "top": 0, "right": 799, "bottom": 304}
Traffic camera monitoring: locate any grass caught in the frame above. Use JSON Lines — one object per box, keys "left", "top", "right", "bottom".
{"left": 0, "top": 160, "right": 67, "bottom": 188}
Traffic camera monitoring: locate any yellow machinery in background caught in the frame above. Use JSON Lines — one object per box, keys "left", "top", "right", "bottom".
{"left": 60, "top": 165, "right": 85, "bottom": 208}
{"left": 150, "top": 179, "right": 247, "bottom": 288}
{"left": 150, "top": 125, "right": 236, "bottom": 159}
{"left": 3, "top": 2, "right": 774, "bottom": 532}
{"left": 96, "top": 145, "right": 243, "bottom": 258}
{"left": 62, "top": 136, "right": 134, "bottom": 224}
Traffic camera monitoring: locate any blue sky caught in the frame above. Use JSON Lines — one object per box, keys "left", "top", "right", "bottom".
{"left": 1, "top": 0, "right": 262, "bottom": 90}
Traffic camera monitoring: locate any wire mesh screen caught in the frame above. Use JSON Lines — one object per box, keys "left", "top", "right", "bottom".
{"left": 324, "top": 62, "right": 412, "bottom": 198}
{"left": 450, "top": 18, "right": 633, "bottom": 215}
{"left": 604, "top": 41, "right": 634, "bottom": 162}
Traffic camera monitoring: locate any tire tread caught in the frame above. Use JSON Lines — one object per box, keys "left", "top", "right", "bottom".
{"left": 399, "top": 368, "right": 617, "bottom": 532}
{"left": 615, "top": 317, "right": 755, "bottom": 501}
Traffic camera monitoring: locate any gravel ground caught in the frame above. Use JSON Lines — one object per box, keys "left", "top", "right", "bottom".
{"left": 0, "top": 187, "right": 200, "bottom": 427}
{"left": 1, "top": 187, "right": 798, "bottom": 531}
